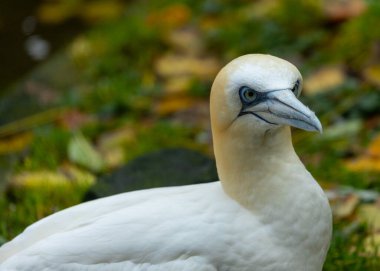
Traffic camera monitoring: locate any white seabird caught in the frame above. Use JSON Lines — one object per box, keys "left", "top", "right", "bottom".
{"left": 0, "top": 54, "right": 332, "bottom": 271}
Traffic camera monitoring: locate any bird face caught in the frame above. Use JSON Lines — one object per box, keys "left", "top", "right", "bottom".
{"left": 210, "top": 54, "right": 322, "bottom": 134}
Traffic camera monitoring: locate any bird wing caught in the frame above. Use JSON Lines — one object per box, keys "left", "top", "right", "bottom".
{"left": 0, "top": 182, "right": 243, "bottom": 270}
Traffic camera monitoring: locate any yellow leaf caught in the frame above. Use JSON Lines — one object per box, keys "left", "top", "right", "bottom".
{"left": 0, "top": 133, "right": 33, "bottom": 155}
{"left": 163, "top": 76, "right": 193, "bottom": 94}
{"left": 146, "top": 4, "right": 191, "bottom": 28}
{"left": 12, "top": 171, "right": 70, "bottom": 189}
{"left": 304, "top": 66, "right": 345, "bottom": 95}
{"left": 345, "top": 157, "right": 380, "bottom": 172}
{"left": 364, "top": 65, "right": 380, "bottom": 88}
{"left": 154, "top": 96, "right": 199, "bottom": 116}
{"left": 200, "top": 17, "right": 222, "bottom": 31}
{"left": 81, "top": 1, "right": 125, "bottom": 22}
{"left": 166, "top": 28, "right": 203, "bottom": 55}
{"left": 155, "top": 54, "right": 221, "bottom": 79}
{"left": 37, "top": 1, "right": 79, "bottom": 24}
{"left": 368, "top": 134, "right": 380, "bottom": 157}
{"left": 97, "top": 125, "right": 136, "bottom": 168}
{"left": 363, "top": 233, "right": 380, "bottom": 257}
{"left": 10, "top": 166, "right": 95, "bottom": 190}
{"left": 357, "top": 204, "right": 380, "bottom": 231}
{"left": 345, "top": 133, "right": 380, "bottom": 172}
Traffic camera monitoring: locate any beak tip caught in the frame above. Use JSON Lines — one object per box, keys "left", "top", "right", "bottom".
{"left": 310, "top": 114, "right": 323, "bottom": 133}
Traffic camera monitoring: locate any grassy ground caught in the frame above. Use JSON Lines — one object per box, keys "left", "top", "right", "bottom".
{"left": 0, "top": 0, "right": 380, "bottom": 269}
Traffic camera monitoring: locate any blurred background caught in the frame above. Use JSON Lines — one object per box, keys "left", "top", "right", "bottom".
{"left": 0, "top": 0, "right": 379, "bottom": 269}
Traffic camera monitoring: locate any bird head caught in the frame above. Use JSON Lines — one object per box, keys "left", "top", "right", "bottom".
{"left": 210, "top": 54, "right": 322, "bottom": 137}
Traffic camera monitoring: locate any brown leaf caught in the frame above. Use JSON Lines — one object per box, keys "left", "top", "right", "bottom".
{"left": 332, "top": 194, "right": 360, "bottom": 219}
{"left": 58, "top": 109, "right": 96, "bottom": 130}
{"left": 303, "top": 66, "right": 346, "bottom": 95}
{"left": 166, "top": 28, "right": 204, "bottom": 55}
{"left": 323, "top": 0, "right": 367, "bottom": 22}
{"left": 154, "top": 96, "right": 199, "bottom": 116}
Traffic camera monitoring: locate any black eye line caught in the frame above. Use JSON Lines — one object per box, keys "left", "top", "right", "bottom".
{"left": 292, "top": 79, "right": 300, "bottom": 94}
{"left": 238, "top": 111, "right": 278, "bottom": 125}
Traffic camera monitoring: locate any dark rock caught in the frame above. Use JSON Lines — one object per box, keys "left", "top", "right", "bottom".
{"left": 84, "top": 148, "right": 218, "bottom": 201}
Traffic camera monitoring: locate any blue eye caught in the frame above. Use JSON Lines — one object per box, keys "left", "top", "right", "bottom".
{"left": 240, "top": 87, "right": 257, "bottom": 103}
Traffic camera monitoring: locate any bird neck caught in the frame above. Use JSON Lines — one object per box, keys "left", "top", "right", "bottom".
{"left": 213, "top": 126, "right": 302, "bottom": 210}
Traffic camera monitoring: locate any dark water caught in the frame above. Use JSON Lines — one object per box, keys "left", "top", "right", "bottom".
{"left": 0, "top": 0, "right": 85, "bottom": 91}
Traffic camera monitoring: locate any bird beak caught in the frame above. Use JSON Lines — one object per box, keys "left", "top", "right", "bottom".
{"left": 242, "top": 89, "right": 322, "bottom": 132}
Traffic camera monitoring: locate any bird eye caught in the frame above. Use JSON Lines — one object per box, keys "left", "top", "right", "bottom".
{"left": 240, "top": 87, "right": 257, "bottom": 103}
{"left": 292, "top": 80, "right": 300, "bottom": 96}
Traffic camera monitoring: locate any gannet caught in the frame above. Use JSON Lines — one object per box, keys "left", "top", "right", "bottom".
{"left": 0, "top": 54, "right": 332, "bottom": 271}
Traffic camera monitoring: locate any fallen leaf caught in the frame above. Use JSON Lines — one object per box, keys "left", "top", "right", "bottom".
{"left": 357, "top": 203, "right": 380, "bottom": 231}
{"left": 199, "top": 17, "right": 222, "bottom": 31}
{"left": 237, "top": 0, "right": 279, "bottom": 20}
{"left": 37, "top": 1, "right": 78, "bottom": 24}
{"left": 58, "top": 109, "right": 96, "bottom": 130}
{"left": 368, "top": 134, "right": 380, "bottom": 157}
{"left": 304, "top": 66, "right": 346, "bottom": 95}
{"left": 363, "top": 65, "right": 380, "bottom": 88}
{"left": 11, "top": 171, "right": 70, "bottom": 188}
{"left": 345, "top": 157, "right": 380, "bottom": 172}
{"left": 163, "top": 76, "right": 193, "bottom": 94}
{"left": 323, "top": 0, "right": 367, "bottom": 22}
{"left": 155, "top": 54, "right": 221, "bottom": 79}
{"left": 166, "top": 28, "right": 204, "bottom": 55}
{"left": 97, "top": 126, "right": 135, "bottom": 168}
{"left": 0, "top": 132, "right": 33, "bottom": 155}
{"left": 102, "top": 148, "right": 125, "bottom": 169}
{"left": 332, "top": 194, "right": 360, "bottom": 219}
{"left": 345, "top": 133, "right": 380, "bottom": 172}
{"left": 60, "top": 163, "right": 96, "bottom": 183}
{"left": 363, "top": 233, "right": 380, "bottom": 257}
{"left": 154, "top": 96, "right": 199, "bottom": 116}
{"left": 146, "top": 4, "right": 191, "bottom": 29}
{"left": 81, "top": 1, "right": 125, "bottom": 23}
{"left": 68, "top": 133, "right": 104, "bottom": 172}
{"left": 98, "top": 125, "right": 136, "bottom": 151}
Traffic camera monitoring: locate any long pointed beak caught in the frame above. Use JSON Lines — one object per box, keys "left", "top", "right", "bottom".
{"left": 243, "top": 89, "right": 322, "bottom": 132}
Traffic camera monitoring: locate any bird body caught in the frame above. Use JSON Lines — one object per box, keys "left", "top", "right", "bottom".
{"left": 0, "top": 54, "right": 332, "bottom": 271}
